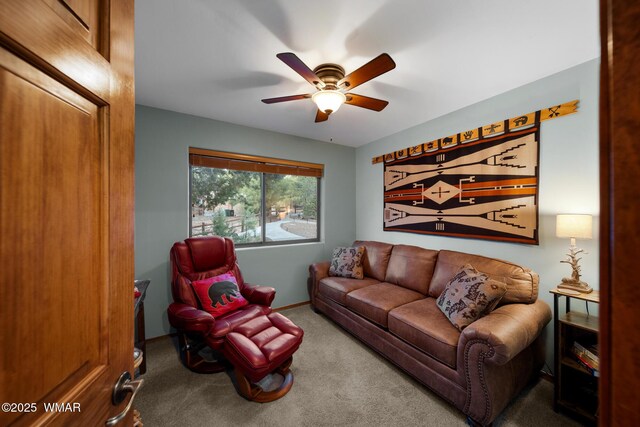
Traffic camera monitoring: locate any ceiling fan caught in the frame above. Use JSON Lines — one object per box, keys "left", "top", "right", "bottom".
{"left": 261, "top": 52, "right": 396, "bottom": 122}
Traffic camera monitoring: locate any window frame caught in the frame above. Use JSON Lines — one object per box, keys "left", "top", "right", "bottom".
{"left": 188, "top": 148, "right": 322, "bottom": 247}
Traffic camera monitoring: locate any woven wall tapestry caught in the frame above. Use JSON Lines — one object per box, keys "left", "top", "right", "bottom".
{"left": 384, "top": 127, "right": 540, "bottom": 243}
{"left": 379, "top": 100, "right": 578, "bottom": 244}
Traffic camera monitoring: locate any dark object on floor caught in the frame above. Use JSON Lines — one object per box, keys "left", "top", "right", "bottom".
{"left": 134, "top": 279, "right": 150, "bottom": 374}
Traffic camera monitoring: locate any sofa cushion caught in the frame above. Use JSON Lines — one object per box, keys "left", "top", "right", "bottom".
{"left": 428, "top": 250, "right": 538, "bottom": 305}
{"left": 318, "top": 277, "right": 380, "bottom": 306}
{"left": 388, "top": 298, "right": 460, "bottom": 369}
{"left": 353, "top": 240, "right": 394, "bottom": 281}
{"left": 346, "top": 283, "right": 424, "bottom": 328}
{"left": 384, "top": 244, "right": 439, "bottom": 294}
{"left": 436, "top": 264, "right": 507, "bottom": 331}
{"left": 329, "top": 246, "right": 365, "bottom": 279}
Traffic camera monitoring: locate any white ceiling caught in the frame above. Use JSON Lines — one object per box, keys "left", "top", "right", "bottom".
{"left": 135, "top": 0, "right": 599, "bottom": 147}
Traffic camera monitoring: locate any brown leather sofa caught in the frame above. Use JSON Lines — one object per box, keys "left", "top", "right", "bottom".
{"left": 308, "top": 241, "right": 551, "bottom": 426}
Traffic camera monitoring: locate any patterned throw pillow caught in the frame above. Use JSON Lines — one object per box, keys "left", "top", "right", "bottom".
{"left": 436, "top": 264, "right": 507, "bottom": 331}
{"left": 192, "top": 272, "right": 248, "bottom": 317}
{"left": 329, "top": 246, "right": 366, "bottom": 279}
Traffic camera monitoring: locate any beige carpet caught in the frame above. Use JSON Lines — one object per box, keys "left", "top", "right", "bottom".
{"left": 135, "top": 306, "right": 581, "bottom": 427}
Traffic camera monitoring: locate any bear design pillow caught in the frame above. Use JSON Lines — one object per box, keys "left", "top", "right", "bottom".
{"left": 191, "top": 272, "right": 248, "bottom": 317}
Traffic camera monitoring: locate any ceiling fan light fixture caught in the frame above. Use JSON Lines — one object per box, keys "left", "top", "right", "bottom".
{"left": 312, "top": 90, "right": 346, "bottom": 115}
{"left": 263, "top": 52, "right": 395, "bottom": 122}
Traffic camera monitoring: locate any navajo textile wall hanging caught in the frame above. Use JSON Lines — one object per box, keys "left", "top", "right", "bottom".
{"left": 379, "top": 100, "right": 578, "bottom": 245}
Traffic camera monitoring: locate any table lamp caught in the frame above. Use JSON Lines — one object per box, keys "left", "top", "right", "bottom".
{"left": 556, "top": 214, "right": 593, "bottom": 293}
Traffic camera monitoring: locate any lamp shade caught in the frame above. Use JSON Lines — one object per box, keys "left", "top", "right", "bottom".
{"left": 556, "top": 214, "right": 593, "bottom": 239}
{"left": 312, "top": 90, "right": 346, "bottom": 114}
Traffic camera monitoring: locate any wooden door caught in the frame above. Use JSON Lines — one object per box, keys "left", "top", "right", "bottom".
{"left": 599, "top": 0, "right": 640, "bottom": 425}
{"left": 0, "top": 1, "right": 135, "bottom": 426}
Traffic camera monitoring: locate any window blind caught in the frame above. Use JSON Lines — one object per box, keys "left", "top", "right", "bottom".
{"left": 189, "top": 148, "right": 324, "bottom": 178}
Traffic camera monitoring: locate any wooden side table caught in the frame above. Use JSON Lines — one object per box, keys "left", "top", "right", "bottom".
{"left": 550, "top": 288, "right": 599, "bottom": 425}
{"left": 134, "top": 279, "right": 150, "bottom": 375}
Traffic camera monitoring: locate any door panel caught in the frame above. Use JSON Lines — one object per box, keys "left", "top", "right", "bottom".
{"left": 0, "top": 0, "right": 110, "bottom": 101}
{"left": 0, "top": 0, "right": 134, "bottom": 425}
{"left": 42, "top": 0, "right": 102, "bottom": 48}
{"left": 0, "top": 47, "right": 105, "bottom": 425}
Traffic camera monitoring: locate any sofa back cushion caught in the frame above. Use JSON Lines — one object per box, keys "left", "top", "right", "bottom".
{"left": 428, "top": 250, "right": 538, "bottom": 305}
{"left": 353, "top": 240, "right": 394, "bottom": 281}
{"left": 384, "top": 244, "right": 439, "bottom": 294}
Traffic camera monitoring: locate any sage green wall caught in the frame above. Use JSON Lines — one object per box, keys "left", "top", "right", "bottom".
{"left": 355, "top": 59, "right": 600, "bottom": 370}
{"left": 135, "top": 106, "right": 356, "bottom": 338}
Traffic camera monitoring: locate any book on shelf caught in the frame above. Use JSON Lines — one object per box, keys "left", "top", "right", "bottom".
{"left": 573, "top": 341, "right": 599, "bottom": 368}
{"left": 573, "top": 351, "right": 600, "bottom": 377}
{"left": 587, "top": 343, "right": 599, "bottom": 358}
{"left": 571, "top": 341, "right": 599, "bottom": 376}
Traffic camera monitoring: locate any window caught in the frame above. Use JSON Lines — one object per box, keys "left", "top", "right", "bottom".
{"left": 189, "top": 148, "right": 322, "bottom": 246}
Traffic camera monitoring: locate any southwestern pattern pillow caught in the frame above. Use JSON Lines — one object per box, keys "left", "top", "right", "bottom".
{"left": 436, "top": 264, "right": 507, "bottom": 331}
{"left": 192, "top": 272, "right": 248, "bottom": 317}
{"left": 329, "top": 246, "right": 366, "bottom": 279}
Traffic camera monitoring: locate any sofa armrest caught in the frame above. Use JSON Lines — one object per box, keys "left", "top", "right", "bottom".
{"left": 241, "top": 284, "right": 276, "bottom": 307}
{"left": 458, "top": 299, "right": 551, "bottom": 425}
{"left": 167, "top": 302, "right": 215, "bottom": 335}
{"left": 460, "top": 299, "right": 552, "bottom": 365}
{"left": 308, "top": 261, "right": 330, "bottom": 304}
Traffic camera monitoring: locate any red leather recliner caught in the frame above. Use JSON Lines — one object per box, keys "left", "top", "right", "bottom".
{"left": 167, "top": 236, "right": 276, "bottom": 373}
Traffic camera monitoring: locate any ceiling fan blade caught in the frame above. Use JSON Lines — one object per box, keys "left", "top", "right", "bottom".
{"left": 345, "top": 93, "right": 389, "bottom": 111}
{"left": 277, "top": 52, "right": 325, "bottom": 89}
{"left": 315, "top": 109, "right": 329, "bottom": 123}
{"left": 338, "top": 53, "right": 396, "bottom": 90}
{"left": 261, "top": 94, "right": 311, "bottom": 104}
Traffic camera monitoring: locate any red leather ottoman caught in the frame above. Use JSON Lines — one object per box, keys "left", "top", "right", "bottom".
{"left": 223, "top": 312, "right": 304, "bottom": 402}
